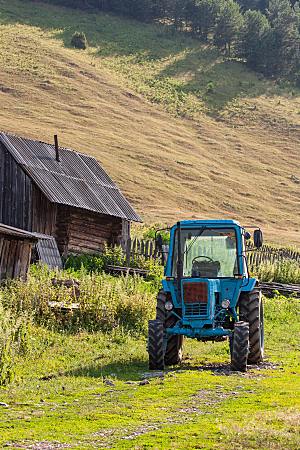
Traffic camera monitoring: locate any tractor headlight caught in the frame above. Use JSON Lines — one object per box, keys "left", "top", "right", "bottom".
{"left": 221, "top": 299, "right": 230, "bottom": 309}
{"left": 165, "top": 301, "right": 173, "bottom": 311}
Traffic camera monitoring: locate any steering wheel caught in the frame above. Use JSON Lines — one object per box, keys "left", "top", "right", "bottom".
{"left": 192, "top": 255, "right": 214, "bottom": 264}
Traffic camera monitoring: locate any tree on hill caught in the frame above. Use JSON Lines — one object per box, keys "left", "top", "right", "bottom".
{"left": 237, "top": 10, "right": 270, "bottom": 70}
{"left": 265, "top": 0, "right": 300, "bottom": 77}
{"left": 192, "top": 0, "right": 220, "bottom": 41}
{"left": 237, "top": 0, "right": 268, "bottom": 11}
{"left": 213, "top": 0, "right": 244, "bottom": 55}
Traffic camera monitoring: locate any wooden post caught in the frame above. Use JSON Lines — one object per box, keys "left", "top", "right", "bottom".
{"left": 126, "top": 238, "right": 131, "bottom": 267}
{"left": 141, "top": 240, "right": 145, "bottom": 257}
{"left": 149, "top": 241, "right": 153, "bottom": 258}
{"left": 54, "top": 135, "right": 60, "bottom": 162}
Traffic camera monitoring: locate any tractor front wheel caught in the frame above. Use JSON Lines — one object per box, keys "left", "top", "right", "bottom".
{"left": 156, "top": 290, "right": 183, "bottom": 366}
{"left": 239, "top": 289, "right": 264, "bottom": 364}
{"left": 230, "top": 321, "right": 249, "bottom": 372}
{"left": 148, "top": 320, "right": 165, "bottom": 370}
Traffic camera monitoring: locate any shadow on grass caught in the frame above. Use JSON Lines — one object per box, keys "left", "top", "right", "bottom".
{"left": 68, "top": 357, "right": 148, "bottom": 381}
{"left": 40, "top": 357, "right": 148, "bottom": 382}
{"left": 39, "top": 356, "right": 275, "bottom": 382}
{"left": 177, "top": 360, "right": 277, "bottom": 376}
{"left": 157, "top": 47, "right": 269, "bottom": 113}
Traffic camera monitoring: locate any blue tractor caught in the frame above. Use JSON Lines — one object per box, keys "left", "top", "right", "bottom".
{"left": 148, "top": 220, "right": 264, "bottom": 372}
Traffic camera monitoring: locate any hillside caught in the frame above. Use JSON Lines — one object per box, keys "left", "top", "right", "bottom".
{"left": 0, "top": 0, "right": 299, "bottom": 244}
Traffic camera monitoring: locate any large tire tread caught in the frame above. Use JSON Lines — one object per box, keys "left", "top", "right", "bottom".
{"left": 156, "top": 290, "right": 167, "bottom": 321}
{"left": 239, "top": 289, "right": 264, "bottom": 364}
{"left": 148, "top": 320, "right": 165, "bottom": 370}
{"left": 155, "top": 290, "right": 183, "bottom": 366}
{"left": 230, "top": 321, "right": 249, "bottom": 372}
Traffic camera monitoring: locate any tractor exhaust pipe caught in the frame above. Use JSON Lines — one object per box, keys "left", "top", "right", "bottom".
{"left": 177, "top": 221, "right": 183, "bottom": 300}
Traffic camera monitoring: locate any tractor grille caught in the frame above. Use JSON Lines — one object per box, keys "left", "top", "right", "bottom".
{"left": 183, "top": 282, "right": 208, "bottom": 303}
{"left": 185, "top": 303, "right": 208, "bottom": 317}
{"left": 183, "top": 282, "right": 208, "bottom": 317}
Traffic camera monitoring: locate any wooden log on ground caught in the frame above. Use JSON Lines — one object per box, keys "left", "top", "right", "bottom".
{"left": 258, "top": 282, "right": 300, "bottom": 298}
{"left": 105, "top": 265, "right": 149, "bottom": 277}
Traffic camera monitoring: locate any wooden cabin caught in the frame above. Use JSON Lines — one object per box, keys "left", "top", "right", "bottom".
{"left": 0, "top": 132, "right": 141, "bottom": 256}
{"left": 0, "top": 223, "right": 38, "bottom": 281}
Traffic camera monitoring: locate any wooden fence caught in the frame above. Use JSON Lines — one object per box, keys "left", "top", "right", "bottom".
{"left": 121, "top": 238, "right": 168, "bottom": 265}
{"left": 245, "top": 242, "right": 300, "bottom": 267}
{"left": 121, "top": 238, "right": 300, "bottom": 268}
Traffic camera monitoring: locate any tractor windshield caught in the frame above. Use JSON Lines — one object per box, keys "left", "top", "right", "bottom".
{"left": 172, "top": 228, "right": 239, "bottom": 278}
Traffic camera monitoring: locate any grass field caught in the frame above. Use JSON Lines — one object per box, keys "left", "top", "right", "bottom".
{"left": 0, "top": 292, "right": 299, "bottom": 449}
{"left": 0, "top": 0, "right": 299, "bottom": 244}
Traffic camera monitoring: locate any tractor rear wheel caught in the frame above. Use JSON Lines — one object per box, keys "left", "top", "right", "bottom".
{"left": 230, "top": 321, "right": 249, "bottom": 372}
{"left": 239, "top": 289, "right": 264, "bottom": 364}
{"left": 148, "top": 320, "right": 165, "bottom": 370}
{"left": 156, "top": 290, "right": 183, "bottom": 366}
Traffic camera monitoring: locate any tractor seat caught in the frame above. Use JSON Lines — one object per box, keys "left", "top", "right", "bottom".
{"left": 192, "top": 260, "right": 221, "bottom": 278}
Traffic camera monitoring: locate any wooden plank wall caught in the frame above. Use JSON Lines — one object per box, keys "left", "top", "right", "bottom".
{"left": 0, "top": 144, "right": 33, "bottom": 230}
{"left": 0, "top": 237, "right": 33, "bottom": 281}
{"left": 31, "top": 184, "right": 57, "bottom": 235}
{"left": 56, "top": 206, "right": 123, "bottom": 255}
{"left": 0, "top": 145, "right": 57, "bottom": 235}
{"left": 122, "top": 219, "right": 131, "bottom": 242}
{"left": 55, "top": 206, "right": 71, "bottom": 256}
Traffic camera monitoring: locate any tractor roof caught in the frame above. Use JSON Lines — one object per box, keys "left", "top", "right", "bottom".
{"left": 176, "top": 219, "right": 241, "bottom": 227}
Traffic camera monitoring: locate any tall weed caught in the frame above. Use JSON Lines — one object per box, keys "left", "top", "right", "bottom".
{"left": 251, "top": 260, "right": 300, "bottom": 284}
{"left": 1, "top": 266, "right": 157, "bottom": 334}
{"left": 0, "top": 298, "right": 30, "bottom": 385}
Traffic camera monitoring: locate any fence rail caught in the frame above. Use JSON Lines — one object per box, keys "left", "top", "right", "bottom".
{"left": 121, "top": 238, "right": 300, "bottom": 268}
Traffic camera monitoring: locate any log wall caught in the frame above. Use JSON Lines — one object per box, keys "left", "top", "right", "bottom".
{"left": 56, "top": 207, "right": 123, "bottom": 255}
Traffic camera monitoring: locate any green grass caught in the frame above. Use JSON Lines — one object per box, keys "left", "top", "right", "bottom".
{"left": 0, "top": 289, "right": 299, "bottom": 449}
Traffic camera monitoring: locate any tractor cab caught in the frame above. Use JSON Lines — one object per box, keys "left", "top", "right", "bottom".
{"left": 171, "top": 224, "right": 241, "bottom": 279}
{"left": 148, "top": 219, "right": 264, "bottom": 372}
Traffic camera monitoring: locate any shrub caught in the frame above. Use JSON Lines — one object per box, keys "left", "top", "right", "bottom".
{"left": 140, "top": 223, "right": 170, "bottom": 244}
{"left": 0, "top": 298, "right": 30, "bottom": 385}
{"left": 206, "top": 81, "right": 215, "bottom": 93}
{"left": 64, "top": 244, "right": 163, "bottom": 286}
{"left": 64, "top": 253, "right": 105, "bottom": 272}
{"left": 70, "top": 31, "right": 87, "bottom": 50}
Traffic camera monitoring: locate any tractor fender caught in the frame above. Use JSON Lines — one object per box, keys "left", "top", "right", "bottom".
{"left": 240, "top": 277, "right": 257, "bottom": 293}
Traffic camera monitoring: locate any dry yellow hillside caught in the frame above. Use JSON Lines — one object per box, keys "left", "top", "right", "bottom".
{"left": 0, "top": 0, "right": 299, "bottom": 245}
